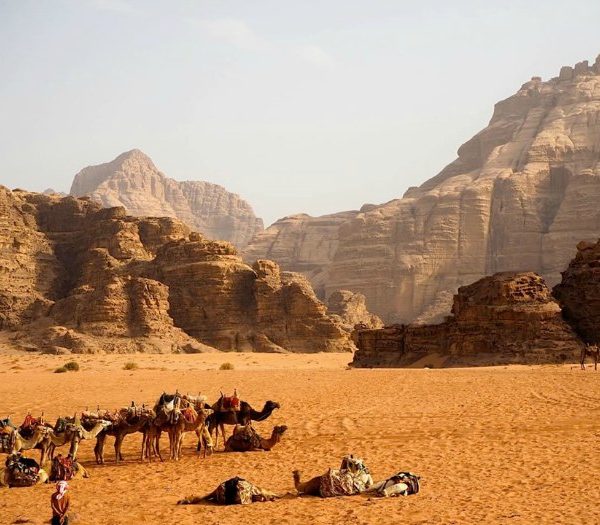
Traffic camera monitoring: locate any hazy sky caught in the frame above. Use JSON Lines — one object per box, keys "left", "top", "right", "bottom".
{"left": 1, "top": 1, "right": 599, "bottom": 225}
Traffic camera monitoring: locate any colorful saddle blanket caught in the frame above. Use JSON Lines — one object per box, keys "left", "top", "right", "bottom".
{"left": 50, "top": 455, "right": 75, "bottom": 481}
{"left": 5, "top": 454, "right": 40, "bottom": 488}
{"left": 219, "top": 396, "right": 240, "bottom": 412}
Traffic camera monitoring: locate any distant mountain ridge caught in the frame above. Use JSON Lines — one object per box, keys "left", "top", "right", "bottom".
{"left": 245, "top": 55, "right": 600, "bottom": 323}
{"left": 70, "top": 149, "right": 263, "bottom": 248}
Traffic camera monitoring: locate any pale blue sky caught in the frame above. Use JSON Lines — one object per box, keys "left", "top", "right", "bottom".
{"left": 1, "top": 0, "right": 598, "bottom": 225}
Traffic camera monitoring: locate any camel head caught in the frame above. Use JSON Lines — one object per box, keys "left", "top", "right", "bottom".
{"left": 264, "top": 401, "right": 280, "bottom": 412}
{"left": 272, "top": 425, "right": 288, "bottom": 442}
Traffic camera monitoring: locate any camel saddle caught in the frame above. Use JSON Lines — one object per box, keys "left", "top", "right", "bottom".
{"left": 228, "top": 425, "right": 261, "bottom": 450}
{"left": 217, "top": 396, "right": 240, "bottom": 413}
{"left": 5, "top": 454, "right": 40, "bottom": 488}
{"left": 50, "top": 455, "right": 75, "bottom": 481}
{"left": 182, "top": 406, "right": 197, "bottom": 424}
{"left": 18, "top": 415, "right": 42, "bottom": 439}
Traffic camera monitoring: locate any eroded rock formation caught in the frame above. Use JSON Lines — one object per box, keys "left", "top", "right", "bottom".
{"left": 553, "top": 239, "right": 600, "bottom": 343}
{"left": 71, "top": 149, "right": 263, "bottom": 249}
{"left": 0, "top": 187, "right": 354, "bottom": 353}
{"left": 246, "top": 56, "right": 600, "bottom": 323}
{"left": 327, "top": 290, "right": 383, "bottom": 332}
{"left": 351, "top": 272, "right": 582, "bottom": 367}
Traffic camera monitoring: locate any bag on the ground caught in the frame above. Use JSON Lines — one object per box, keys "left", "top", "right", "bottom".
{"left": 372, "top": 472, "right": 421, "bottom": 497}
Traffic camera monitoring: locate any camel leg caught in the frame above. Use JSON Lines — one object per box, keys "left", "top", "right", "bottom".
{"left": 95, "top": 434, "right": 105, "bottom": 464}
{"left": 114, "top": 434, "right": 123, "bottom": 464}
{"left": 155, "top": 430, "right": 163, "bottom": 462}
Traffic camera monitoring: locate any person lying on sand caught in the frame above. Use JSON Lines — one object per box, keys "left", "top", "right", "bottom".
{"left": 177, "top": 476, "right": 279, "bottom": 505}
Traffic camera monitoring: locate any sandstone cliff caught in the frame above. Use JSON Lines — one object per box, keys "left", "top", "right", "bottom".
{"left": 0, "top": 187, "right": 354, "bottom": 353}
{"left": 70, "top": 149, "right": 263, "bottom": 249}
{"left": 351, "top": 272, "right": 582, "bottom": 367}
{"left": 553, "top": 239, "right": 600, "bottom": 343}
{"left": 245, "top": 56, "right": 600, "bottom": 323}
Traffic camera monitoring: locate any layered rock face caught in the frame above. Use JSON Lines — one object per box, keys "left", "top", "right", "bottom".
{"left": 553, "top": 239, "right": 600, "bottom": 343}
{"left": 0, "top": 187, "right": 354, "bottom": 353}
{"left": 327, "top": 290, "right": 383, "bottom": 332}
{"left": 70, "top": 149, "right": 263, "bottom": 249}
{"left": 351, "top": 272, "right": 582, "bottom": 367}
{"left": 246, "top": 56, "right": 600, "bottom": 323}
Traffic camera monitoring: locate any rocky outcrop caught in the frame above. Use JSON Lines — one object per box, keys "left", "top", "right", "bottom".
{"left": 553, "top": 239, "right": 600, "bottom": 343}
{"left": 351, "top": 272, "right": 582, "bottom": 367}
{"left": 244, "top": 211, "right": 358, "bottom": 298}
{"left": 70, "top": 149, "right": 263, "bottom": 249}
{"left": 327, "top": 290, "right": 383, "bottom": 331}
{"left": 245, "top": 56, "right": 600, "bottom": 323}
{"left": 0, "top": 187, "right": 354, "bottom": 353}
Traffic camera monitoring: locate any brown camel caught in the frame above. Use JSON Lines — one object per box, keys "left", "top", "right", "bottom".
{"left": 93, "top": 408, "right": 155, "bottom": 464}
{"left": 208, "top": 399, "right": 280, "bottom": 449}
{"left": 224, "top": 424, "right": 287, "bottom": 452}
{"left": 581, "top": 343, "right": 599, "bottom": 370}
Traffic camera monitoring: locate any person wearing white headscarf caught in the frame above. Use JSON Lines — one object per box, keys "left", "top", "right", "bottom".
{"left": 51, "top": 480, "right": 70, "bottom": 525}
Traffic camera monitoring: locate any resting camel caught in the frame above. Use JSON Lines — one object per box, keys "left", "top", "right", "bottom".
{"left": 580, "top": 343, "right": 599, "bottom": 370}
{"left": 224, "top": 424, "right": 288, "bottom": 452}
{"left": 208, "top": 399, "right": 280, "bottom": 449}
{"left": 94, "top": 408, "right": 155, "bottom": 464}
{"left": 293, "top": 456, "right": 373, "bottom": 497}
{"left": 0, "top": 466, "right": 49, "bottom": 487}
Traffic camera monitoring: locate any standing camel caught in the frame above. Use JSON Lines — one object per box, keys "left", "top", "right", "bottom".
{"left": 11, "top": 425, "right": 50, "bottom": 463}
{"left": 208, "top": 399, "right": 280, "bottom": 449}
{"left": 94, "top": 408, "right": 155, "bottom": 464}
{"left": 168, "top": 405, "right": 211, "bottom": 461}
{"left": 581, "top": 343, "right": 599, "bottom": 370}
{"left": 68, "top": 420, "right": 112, "bottom": 460}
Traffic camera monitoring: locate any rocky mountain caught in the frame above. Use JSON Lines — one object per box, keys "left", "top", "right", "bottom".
{"left": 0, "top": 187, "right": 354, "bottom": 353}
{"left": 553, "top": 239, "right": 600, "bottom": 344}
{"left": 245, "top": 56, "right": 600, "bottom": 323}
{"left": 351, "top": 272, "right": 582, "bottom": 367}
{"left": 70, "top": 149, "right": 263, "bottom": 249}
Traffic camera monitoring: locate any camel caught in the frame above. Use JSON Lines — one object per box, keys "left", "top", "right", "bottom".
{"left": 167, "top": 405, "right": 211, "bottom": 460}
{"left": 224, "top": 424, "right": 288, "bottom": 452}
{"left": 68, "top": 420, "right": 112, "bottom": 460}
{"left": 580, "top": 343, "right": 599, "bottom": 370}
{"left": 37, "top": 424, "right": 80, "bottom": 466}
{"left": 93, "top": 408, "right": 155, "bottom": 464}
{"left": 293, "top": 455, "right": 373, "bottom": 497}
{"left": 0, "top": 466, "right": 49, "bottom": 487}
{"left": 11, "top": 425, "right": 50, "bottom": 463}
{"left": 208, "top": 399, "right": 280, "bottom": 449}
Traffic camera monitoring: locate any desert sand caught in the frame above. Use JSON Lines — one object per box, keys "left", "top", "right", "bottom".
{"left": 1, "top": 352, "right": 599, "bottom": 525}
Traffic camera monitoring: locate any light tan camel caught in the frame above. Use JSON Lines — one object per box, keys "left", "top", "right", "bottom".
{"left": 581, "top": 343, "right": 599, "bottom": 370}
{"left": 68, "top": 420, "right": 112, "bottom": 460}
{"left": 224, "top": 424, "right": 288, "bottom": 452}
{"left": 11, "top": 425, "right": 50, "bottom": 463}
{"left": 38, "top": 425, "right": 79, "bottom": 466}
{"left": 168, "top": 405, "right": 211, "bottom": 461}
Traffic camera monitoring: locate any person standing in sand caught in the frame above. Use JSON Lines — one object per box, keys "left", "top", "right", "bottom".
{"left": 51, "top": 480, "right": 70, "bottom": 525}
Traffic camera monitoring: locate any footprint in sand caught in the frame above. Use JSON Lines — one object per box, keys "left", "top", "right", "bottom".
{"left": 342, "top": 417, "right": 355, "bottom": 431}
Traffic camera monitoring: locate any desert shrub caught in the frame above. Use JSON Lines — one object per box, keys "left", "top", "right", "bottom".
{"left": 54, "top": 367, "right": 67, "bottom": 373}
{"left": 64, "top": 361, "right": 80, "bottom": 371}
{"left": 219, "top": 362, "right": 234, "bottom": 370}
{"left": 123, "top": 361, "right": 138, "bottom": 370}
